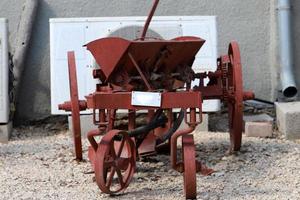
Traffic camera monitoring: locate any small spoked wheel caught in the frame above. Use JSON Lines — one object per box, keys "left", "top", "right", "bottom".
{"left": 94, "top": 130, "right": 136, "bottom": 194}
{"left": 182, "top": 135, "right": 197, "bottom": 199}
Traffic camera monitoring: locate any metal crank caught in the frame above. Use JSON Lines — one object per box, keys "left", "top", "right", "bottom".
{"left": 94, "top": 130, "right": 136, "bottom": 194}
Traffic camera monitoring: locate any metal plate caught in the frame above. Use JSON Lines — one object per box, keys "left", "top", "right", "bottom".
{"left": 131, "top": 91, "right": 161, "bottom": 107}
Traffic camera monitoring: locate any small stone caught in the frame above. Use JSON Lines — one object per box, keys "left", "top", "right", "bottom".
{"left": 214, "top": 171, "right": 225, "bottom": 177}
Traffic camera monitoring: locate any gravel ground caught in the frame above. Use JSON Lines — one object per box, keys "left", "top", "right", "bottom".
{"left": 1, "top": 125, "right": 300, "bottom": 200}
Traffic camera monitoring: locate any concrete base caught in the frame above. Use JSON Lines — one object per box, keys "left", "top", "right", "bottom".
{"left": 276, "top": 102, "right": 300, "bottom": 139}
{"left": 245, "top": 122, "right": 273, "bottom": 138}
{"left": 68, "top": 115, "right": 97, "bottom": 137}
{"left": 243, "top": 114, "right": 274, "bottom": 133}
{"left": 243, "top": 114, "right": 274, "bottom": 123}
{"left": 68, "top": 113, "right": 209, "bottom": 137}
{"left": 0, "top": 122, "right": 12, "bottom": 143}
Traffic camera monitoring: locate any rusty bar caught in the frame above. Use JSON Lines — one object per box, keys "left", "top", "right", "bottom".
{"left": 128, "top": 53, "right": 152, "bottom": 91}
{"left": 195, "top": 85, "right": 223, "bottom": 99}
{"left": 128, "top": 110, "right": 136, "bottom": 131}
{"left": 140, "top": 0, "right": 160, "bottom": 40}
{"left": 99, "top": 109, "right": 106, "bottom": 123}
{"left": 58, "top": 100, "right": 87, "bottom": 112}
{"left": 86, "top": 91, "right": 202, "bottom": 110}
{"left": 87, "top": 129, "right": 101, "bottom": 151}
{"left": 107, "top": 109, "right": 116, "bottom": 131}
{"left": 243, "top": 91, "right": 255, "bottom": 100}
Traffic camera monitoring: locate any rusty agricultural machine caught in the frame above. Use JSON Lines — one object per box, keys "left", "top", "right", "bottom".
{"left": 58, "top": 0, "right": 254, "bottom": 199}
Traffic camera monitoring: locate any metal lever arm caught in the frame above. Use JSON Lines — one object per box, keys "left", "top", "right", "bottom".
{"left": 140, "top": 0, "right": 160, "bottom": 40}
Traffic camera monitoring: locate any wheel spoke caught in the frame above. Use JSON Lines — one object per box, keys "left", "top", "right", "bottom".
{"left": 116, "top": 168, "right": 125, "bottom": 187}
{"left": 110, "top": 142, "right": 117, "bottom": 159}
{"left": 117, "top": 137, "right": 126, "bottom": 157}
{"left": 106, "top": 167, "right": 116, "bottom": 188}
{"left": 116, "top": 157, "right": 131, "bottom": 170}
{"left": 104, "top": 155, "right": 115, "bottom": 167}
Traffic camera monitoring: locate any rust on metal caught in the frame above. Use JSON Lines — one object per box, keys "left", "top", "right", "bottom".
{"left": 86, "top": 91, "right": 202, "bottom": 110}
{"left": 57, "top": 0, "right": 255, "bottom": 199}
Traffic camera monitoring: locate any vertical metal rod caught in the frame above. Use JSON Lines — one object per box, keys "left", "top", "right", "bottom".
{"left": 140, "top": 0, "right": 160, "bottom": 40}
{"left": 128, "top": 110, "right": 136, "bottom": 131}
{"left": 108, "top": 109, "right": 116, "bottom": 131}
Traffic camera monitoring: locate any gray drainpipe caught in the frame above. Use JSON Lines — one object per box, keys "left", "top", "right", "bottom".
{"left": 277, "top": 0, "right": 298, "bottom": 98}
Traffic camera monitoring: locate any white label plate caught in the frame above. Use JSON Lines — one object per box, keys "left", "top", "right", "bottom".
{"left": 131, "top": 91, "right": 161, "bottom": 107}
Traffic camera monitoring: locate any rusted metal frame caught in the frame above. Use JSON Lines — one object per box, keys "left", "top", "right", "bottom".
{"left": 184, "top": 107, "right": 202, "bottom": 126}
{"left": 194, "top": 70, "right": 222, "bottom": 80}
{"left": 128, "top": 110, "right": 136, "bottom": 131}
{"left": 193, "top": 70, "right": 224, "bottom": 100}
{"left": 153, "top": 109, "right": 173, "bottom": 140}
{"left": 88, "top": 109, "right": 109, "bottom": 152}
{"left": 99, "top": 109, "right": 106, "bottom": 124}
{"left": 140, "top": 0, "right": 160, "bottom": 40}
{"left": 165, "top": 109, "right": 173, "bottom": 133}
{"left": 128, "top": 53, "right": 153, "bottom": 91}
{"left": 147, "top": 110, "right": 155, "bottom": 122}
{"left": 220, "top": 55, "right": 230, "bottom": 101}
{"left": 86, "top": 91, "right": 202, "bottom": 110}
{"left": 87, "top": 129, "right": 101, "bottom": 152}
{"left": 243, "top": 91, "right": 255, "bottom": 100}
{"left": 58, "top": 100, "right": 87, "bottom": 112}
{"left": 137, "top": 110, "right": 157, "bottom": 156}
{"left": 93, "top": 109, "right": 109, "bottom": 127}
{"left": 153, "top": 48, "right": 170, "bottom": 73}
{"left": 195, "top": 85, "right": 223, "bottom": 100}
{"left": 108, "top": 109, "right": 117, "bottom": 131}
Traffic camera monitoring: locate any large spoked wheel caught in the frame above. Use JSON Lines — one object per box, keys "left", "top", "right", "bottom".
{"left": 227, "top": 42, "right": 244, "bottom": 152}
{"left": 94, "top": 130, "right": 136, "bottom": 194}
{"left": 182, "top": 135, "right": 197, "bottom": 199}
{"left": 67, "top": 51, "right": 83, "bottom": 160}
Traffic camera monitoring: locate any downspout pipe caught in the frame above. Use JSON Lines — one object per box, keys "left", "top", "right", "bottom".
{"left": 277, "top": 0, "right": 298, "bottom": 98}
